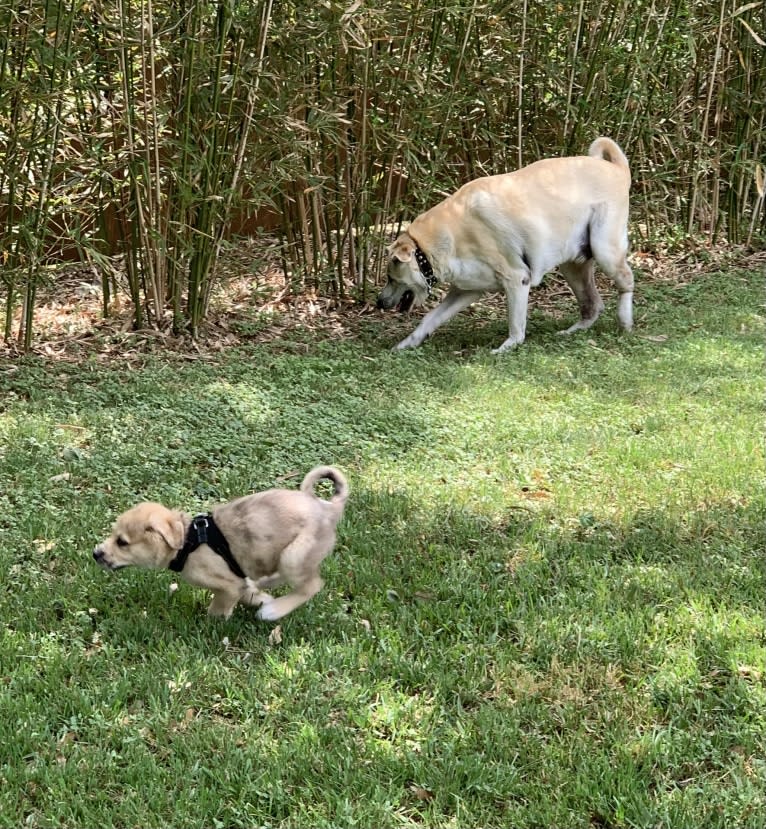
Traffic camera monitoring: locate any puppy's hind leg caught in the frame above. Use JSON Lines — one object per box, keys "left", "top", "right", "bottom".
{"left": 255, "top": 573, "right": 287, "bottom": 590}
{"left": 257, "top": 576, "right": 324, "bottom": 622}
{"left": 557, "top": 261, "right": 604, "bottom": 334}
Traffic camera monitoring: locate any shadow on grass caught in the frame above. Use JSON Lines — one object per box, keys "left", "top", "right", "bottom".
{"left": 0, "top": 271, "right": 763, "bottom": 828}
{"left": 5, "top": 479, "right": 761, "bottom": 650}
{"left": 0, "top": 267, "right": 762, "bottom": 639}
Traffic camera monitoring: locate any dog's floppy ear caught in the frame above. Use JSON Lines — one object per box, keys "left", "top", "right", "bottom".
{"left": 389, "top": 237, "right": 415, "bottom": 263}
{"left": 148, "top": 515, "right": 186, "bottom": 552}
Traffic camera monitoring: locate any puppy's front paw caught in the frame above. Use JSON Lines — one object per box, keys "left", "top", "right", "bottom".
{"left": 207, "top": 589, "right": 240, "bottom": 619}
{"left": 207, "top": 602, "right": 235, "bottom": 620}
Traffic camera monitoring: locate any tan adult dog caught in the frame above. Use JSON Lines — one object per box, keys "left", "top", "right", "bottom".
{"left": 377, "top": 137, "right": 634, "bottom": 353}
{"left": 93, "top": 466, "right": 348, "bottom": 622}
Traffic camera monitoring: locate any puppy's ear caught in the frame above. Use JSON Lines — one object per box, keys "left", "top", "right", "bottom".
{"left": 149, "top": 516, "right": 186, "bottom": 552}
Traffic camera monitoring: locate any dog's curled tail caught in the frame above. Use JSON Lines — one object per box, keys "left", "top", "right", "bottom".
{"left": 301, "top": 466, "right": 349, "bottom": 507}
{"left": 589, "top": 137, "right": 630, "bottom": 179}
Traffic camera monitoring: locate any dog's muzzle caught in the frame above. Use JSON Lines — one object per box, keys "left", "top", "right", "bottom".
{"left": 376, "top": 284, "right": 415, "bottom": 313}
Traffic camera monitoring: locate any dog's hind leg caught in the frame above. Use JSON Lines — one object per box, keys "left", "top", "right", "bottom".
{"left": 611, "top": 259, "right": 634, "bottom": 331}
{"left": 557, "top": 260, "right": 605, "bottom": 334}
{"left": 595, "top": 255, "right": 634, "bottom": 331}
{"left": 255, "top": 532, "right": 331, "bottom": 621}
{"left": 254, "top": 572, "right": 286, "bottom": 590}
{"left": 591, "top": 225, "right": 634, "bottom": 331}
{"left": 395, "top": 288, "right": 484, "bottom": 349}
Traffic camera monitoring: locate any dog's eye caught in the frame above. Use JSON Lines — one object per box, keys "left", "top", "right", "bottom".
{"left": 116, "top": 536, "right": 129, "bottom": 548}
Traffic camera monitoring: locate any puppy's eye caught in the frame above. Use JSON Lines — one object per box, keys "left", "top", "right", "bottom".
{"left": 116, "top": 536, "right": 129, "bottom": 548}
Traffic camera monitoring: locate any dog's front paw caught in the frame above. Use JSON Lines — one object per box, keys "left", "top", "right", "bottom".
{"left": 491, "top": 336, "right": 523, "bottom": 354}
{"left": 207, "top": 589, "right": 240, "bottom": 619}
{"left": 394, "top": 333, "right": 426, "bottom": 350}
{"left": 246, "top": 590, "right": 272, "bottom": 607}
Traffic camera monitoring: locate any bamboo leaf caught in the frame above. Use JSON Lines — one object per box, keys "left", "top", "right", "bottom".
{"left": 736, "top": 17, "right": 766, "bottom": 46}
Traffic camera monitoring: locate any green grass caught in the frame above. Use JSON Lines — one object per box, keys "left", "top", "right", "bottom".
{"left": 0, "top": 270, "right": 764, "bottom": 828}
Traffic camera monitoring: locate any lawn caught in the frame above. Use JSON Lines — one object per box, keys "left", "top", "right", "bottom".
{"left": 0, "top": 268, "right": 764, "bottom": 828}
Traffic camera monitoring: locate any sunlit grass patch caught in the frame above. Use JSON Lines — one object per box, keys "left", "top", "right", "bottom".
{"left": 0, "top": 270, "right": 763, "bottom": 828}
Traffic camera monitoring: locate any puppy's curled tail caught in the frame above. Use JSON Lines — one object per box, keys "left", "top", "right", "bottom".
{"left": 301, "top": 466, "right": 349, "bottom": 507}
{"left": 589, "top": 137, "right": 630, "bottom": 180}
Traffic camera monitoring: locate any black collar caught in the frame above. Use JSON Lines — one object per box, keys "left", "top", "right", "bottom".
{"left": 413, "top": 244, "right": 438, "bottom": 295}
{"left": 169, "top": 514, "right": 246, "bottom": 579}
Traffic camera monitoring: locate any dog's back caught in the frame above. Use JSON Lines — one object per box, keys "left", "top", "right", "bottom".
{"left": 420, "top": 139, "right": 630, "bottom": 231}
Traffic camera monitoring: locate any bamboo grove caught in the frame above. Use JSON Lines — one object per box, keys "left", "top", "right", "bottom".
{"left": 0, "top": 0, "right": 764, "bottom": 346}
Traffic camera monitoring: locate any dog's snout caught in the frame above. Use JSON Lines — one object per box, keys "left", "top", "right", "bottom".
{"left": 376, "top": 283, "right": 400, "bottom": 311}
{"left": 93, "top": 547, "right": 104, "bottom": 563}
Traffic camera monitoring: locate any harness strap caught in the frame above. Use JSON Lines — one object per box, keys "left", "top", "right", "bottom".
{"left": 169, "top": 514, "right": 246, "bottom": 579}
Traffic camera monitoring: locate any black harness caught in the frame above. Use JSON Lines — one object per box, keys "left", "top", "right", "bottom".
{"left": 168, "top": 514, "right": 246, "bottom": 579}
{"left": 413, "top": 244, "right": 439, "bottom": 296}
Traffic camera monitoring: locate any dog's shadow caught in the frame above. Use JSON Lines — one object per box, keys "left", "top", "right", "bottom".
{"left": 401, "top": 276, "right": 625, "bottom": 356}
{"left": 421, "top": 311, "right": 591, "bottom": 355}
{"left": 90, "top": 569, "right": 333, "bottom": 653}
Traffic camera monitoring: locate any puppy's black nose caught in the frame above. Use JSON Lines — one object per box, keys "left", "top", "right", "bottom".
{"left": 93, "top": 548, "right": 104, "bottom": 563}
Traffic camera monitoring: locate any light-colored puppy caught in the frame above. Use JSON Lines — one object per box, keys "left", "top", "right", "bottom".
{"left": 93, "top": 466, "right": 348, "bottom": 622}
{"left": 377, "top": 137, "right": 634, "bottom": 353}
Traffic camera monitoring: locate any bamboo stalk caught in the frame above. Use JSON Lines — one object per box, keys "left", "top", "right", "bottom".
{"left": 688, "top": 0, "right": 726, "bottom": 237}
{"left": 517, "top": 0, "right": 527, "bottom": 169}
{"left": 20, "top": 0, "right": 75, "bottom": 350}
{"left": 564, "top": 0, "right": 586, "bottom": 144}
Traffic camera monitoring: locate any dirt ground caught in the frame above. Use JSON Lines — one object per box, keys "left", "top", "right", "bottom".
{"left": 1, "top": 239, "right": 762, "bottom": 363}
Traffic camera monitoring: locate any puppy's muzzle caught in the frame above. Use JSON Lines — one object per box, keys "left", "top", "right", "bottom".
{"left": 93, "top": 547, "right": 122, "bottom": 570}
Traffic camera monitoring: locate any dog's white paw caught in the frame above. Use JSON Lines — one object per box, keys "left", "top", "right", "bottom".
{"left": 256, "top": 602, "right": 282, "bottom": 622}
{"left": 491, "top": 338, "right": 523, "bottom": 354}
{"left": 558, "top": 320, "right": 593, "bottom": 335}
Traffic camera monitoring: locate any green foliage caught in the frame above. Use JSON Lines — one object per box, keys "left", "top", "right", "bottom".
{"left": 0, "top": 271, "right": 764, "bottom": 827}
{"left": 0, "top": 0, "right": 764, "bottom": 341}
